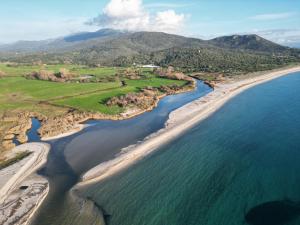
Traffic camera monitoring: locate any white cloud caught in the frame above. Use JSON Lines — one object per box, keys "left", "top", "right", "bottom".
{"left": 104, "top": 0, "right": 145, "bottom": 19}
{"left": 145, "top": 3, "right": 193, "bottom": 9}
{"left": 250, "top": 12, "right": 295, "bottom": 21}
{"left": 88, "top": 0, "right": 186, "bottom": 34}
{"left": 154, "top": 10, "right": 185, "bottom": 33}
{"left": 253, "top": 28, "right": 300, "bottom": 46}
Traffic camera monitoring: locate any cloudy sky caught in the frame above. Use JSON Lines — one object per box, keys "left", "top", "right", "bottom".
{"left": 1, "top": 0, "right": 300, "bottom": 47}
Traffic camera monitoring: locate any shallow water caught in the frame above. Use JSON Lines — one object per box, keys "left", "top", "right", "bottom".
{"left": 81, "top": 72, "right": 300, "bottom": 225}
{"left": 31, "top": 80, "right": 211, "bottom": 224}
{"left": 27, "top": 118, "right": 41, "bottom": 142}
{"left": 12, "top": 117, "right": 41, "bottom": 146}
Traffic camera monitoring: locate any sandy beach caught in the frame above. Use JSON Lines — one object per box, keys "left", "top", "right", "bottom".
{"left": 0, "top": 143, "right": 50, "bottom": 225}
{"left": 40, "top": 80, "right": 196, "bottom": 142}
{"left": 77, "top": 66, "right": 300, "bottom": 187}
{"left": 1, "top": 66, "right": 299, "bottom": 225}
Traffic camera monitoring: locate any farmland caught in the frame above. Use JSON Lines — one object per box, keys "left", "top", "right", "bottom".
{"left": 0, "top": 64, "right": 186, "bottom": 114}
{"left": 0, "top": 63, "right": 190, "bottom": 154}
{"left": 0, "top": 64, "right": 119, "bottom": 78}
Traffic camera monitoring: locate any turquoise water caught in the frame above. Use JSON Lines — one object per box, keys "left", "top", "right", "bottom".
{"left": 31, "top": 81, "right": 211, "bottom": 225}
{"left": 83, "top": 72, "right": 300, "bottom": 225}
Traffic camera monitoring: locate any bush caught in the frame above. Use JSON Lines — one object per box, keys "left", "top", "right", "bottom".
{"left": 0, "top": 70, "right": 6, "bottom": 78}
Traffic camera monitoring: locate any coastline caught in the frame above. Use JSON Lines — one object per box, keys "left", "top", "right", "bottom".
{"left": 0, "top": 143, "right": 50, "bottom": 225}
{"left": 2, "top": 66, "right": 299, "bottom": 224}
{"left": 76, "top": 66, "right": 300, "bottom": 188}
{"left": 0, "top": 79, "right": 196, "bottom": 224}
{"left": 40, "top": 80, "right": 196, "bottom": 141}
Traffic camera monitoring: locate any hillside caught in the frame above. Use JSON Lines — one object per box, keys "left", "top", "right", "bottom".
{"left": 63, "top": 28, "right": 126, "bottom": 42}
{"left": 114, "top": 47, "right": 299, "bottom": 74}
{"left": 0, "top": 30, "right": 299, "bottom": 74}
{"left": 0, "top": 29, "right": 128, "bottom": 53}
{"left": 209, "top": 34, "right": 290, "bottom": 53}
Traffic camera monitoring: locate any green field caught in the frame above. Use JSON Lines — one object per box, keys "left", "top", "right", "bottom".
{"left": 0, "top": 64, "right": 186, "bottom": 115}
{"left": 54, "top": 77, "right": 186, "bottom": 114}
{"left": 0, "top": 64, "right": 121, "bottom": 79}
{"left": 0, "top": 64, "right": 188, "bottom": 155}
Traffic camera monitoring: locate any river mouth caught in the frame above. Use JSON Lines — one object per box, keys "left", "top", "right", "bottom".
{"left": 30, "top": 80, "right": 211, "bottom": 225}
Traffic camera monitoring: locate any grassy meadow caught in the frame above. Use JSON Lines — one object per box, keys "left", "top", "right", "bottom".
{"left": 0, "top": 63, "right": 186, "bottom": 115}
{"left": 0, "top": 64, "right": 119, "bottom": 78}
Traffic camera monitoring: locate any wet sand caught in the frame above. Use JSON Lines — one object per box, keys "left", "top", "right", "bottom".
{"left": 0, "top": 143, "right": 50, "bottom": 225}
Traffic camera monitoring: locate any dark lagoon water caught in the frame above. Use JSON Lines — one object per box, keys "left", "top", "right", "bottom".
{"left": 30, "top": 80, "right": 211, "bottom": 224}
{"left": 27, "top": 118, "right": 41, "bottom": 142}
{"left": 12, "top": 118, "right": 41, "bottom": 145}
{"left": 77, "top": 72, "right": 300, "bottom": 225}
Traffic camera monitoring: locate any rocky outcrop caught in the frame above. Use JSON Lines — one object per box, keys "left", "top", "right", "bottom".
{"left": 155, "top": 66, "right": 193, "bottom": 81}
{"left": 120, "top": 68, "right": 141, "bottom": 80}
{"left": 38, "top": 111, "right": 113, "bottom": 139}
{"left": 107, "top": 68, "right": 195, "bottom": 110}
{"left": 2, "top": 141, "right": 15, "bottom": 152}
{"left": 24, "top": 68, "right": 75, "bottom": 83}
{"left": 106, "top": 87, "right": 159, "bottom": 109}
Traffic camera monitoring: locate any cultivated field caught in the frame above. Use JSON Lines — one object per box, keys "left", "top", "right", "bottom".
{"left": 0, "top": 64, "right": 186, "bottom": 114}
{"left": 0, "top": 63, "right": 188, "bottom": 157}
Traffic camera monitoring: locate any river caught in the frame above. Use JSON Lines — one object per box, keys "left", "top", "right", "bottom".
{"left": 28, "top": 80, "right": 211, "bottom": 224}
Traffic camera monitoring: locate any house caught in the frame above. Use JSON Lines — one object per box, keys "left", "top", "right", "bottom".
{"left": 141, "top": 64, "right": 160, "bottom": 69}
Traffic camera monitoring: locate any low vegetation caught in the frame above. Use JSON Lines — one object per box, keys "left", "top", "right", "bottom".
{"left": 1, "top": 32, "right": 299, "bottom": 77}
{"left": 0, "top": 63, "right": 190, "bottom": 155}
{"left": 0, "top": 151, "right": 32, "bottom": 170}
{"left": 106, "top": 83, "right": 189, "bottom": 110}
{"left": 115, "top": 47, "right": 300, "bottom": 76}
{"left": 0, "top": 31, "right": 299, "bottom": 161}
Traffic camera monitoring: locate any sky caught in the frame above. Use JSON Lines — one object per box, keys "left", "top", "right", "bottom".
{"left": 1, "top": 0, "right": 300, "bottom": 46}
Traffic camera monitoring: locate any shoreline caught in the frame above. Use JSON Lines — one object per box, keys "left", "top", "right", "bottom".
{"left": 41, "top": 124, "right": 87, "bottom": 141}
{"left": 2, "top": 66, "right": 299, "bottom": 224}
{"left": 0, "top": 79, "right": 196, "bottom": 224}
{"left": 0, "top": 143, "right": 50, "bottom": 225}
{"left": 76, "top": 66, "right": 300, "bottom": 188}
{"left": 40, "top": 80, "right": 196, "bottom": 141}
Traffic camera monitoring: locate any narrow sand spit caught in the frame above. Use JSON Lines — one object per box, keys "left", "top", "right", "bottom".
{"left": 41, "top": 124, "right": 86, "bottom": 141}
{"left": 76, "top": 66, "right": 300, "bottom": 188}
{"left": 0, "top": 143, "right": 50, "bottom": 225}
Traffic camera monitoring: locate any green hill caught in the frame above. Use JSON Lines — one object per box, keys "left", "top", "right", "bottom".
{"left": 0, "top": 30, "right": 299, "bottom": 74}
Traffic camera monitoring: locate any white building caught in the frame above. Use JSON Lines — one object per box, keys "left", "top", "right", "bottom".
{"left": 141, "top": 64, "right": 160, "bottom": 69}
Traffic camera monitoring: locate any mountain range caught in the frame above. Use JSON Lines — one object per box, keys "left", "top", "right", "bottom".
{"left": 0, "top": 29, "right": 299, "bottom": 74}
